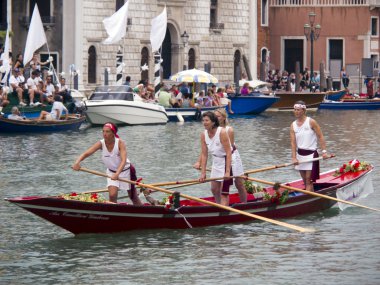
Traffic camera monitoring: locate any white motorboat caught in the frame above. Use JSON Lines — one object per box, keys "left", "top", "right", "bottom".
{"left": 84, "top": 86, "right": 168, "bottom": 125}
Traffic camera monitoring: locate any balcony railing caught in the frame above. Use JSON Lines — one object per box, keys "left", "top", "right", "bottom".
{"left": 270, "top": 0, "right": 377, "bottom": 7}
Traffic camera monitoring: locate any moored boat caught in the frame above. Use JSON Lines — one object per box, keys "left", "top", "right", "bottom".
{"left": 165, "top": 105, "right": 223, "bottom": 122}
{"left": 324, "top": 89, "right": 346, "bottom": 101}
{"left": 319, "top": 98, "right": 380, "bottom": 110}
{"left": 5, "top": 165, "right": 373, "bottom": 235}
{"left": 0, "top": 115, "right": 86, "bottom": 133}
{"left": 84, "top": 86, "right": 168, "bottom": 125}
{"left": 228, "top": 94, "right": 280, "bottom": 115}
{"left": 265, "top": 91, "right": 326, "bottom": 111}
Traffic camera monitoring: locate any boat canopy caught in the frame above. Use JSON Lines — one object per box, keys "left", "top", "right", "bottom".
{"left": 90, "top": 85, "right": 134, "bottom": 101}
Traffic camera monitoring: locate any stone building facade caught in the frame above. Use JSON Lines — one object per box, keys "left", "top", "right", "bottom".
{"left": 58, "top": 0, "right": 257, "bottom": 91}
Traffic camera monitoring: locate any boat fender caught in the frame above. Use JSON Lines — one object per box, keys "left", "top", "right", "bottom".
{"left": 176, "top": 112, "right": 184, "bottom": 122}
{"left": 194, "top": 109, "right": 202, "bottom": 121}
{"left": 173, "top": 191, "right": 181, "bottom": 208}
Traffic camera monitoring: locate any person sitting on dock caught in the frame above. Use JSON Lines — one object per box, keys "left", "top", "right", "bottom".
{"left": 9, "top": 68, "right": 34, "bottom": 107}
{"left": 38, "top": 95, "right": 68, "bottom": 121}
{"left": 0, "top": 84, "right": 10, "bottom": 107}
{"left": 72, "top": 122, "right": 143, "bottom": 205}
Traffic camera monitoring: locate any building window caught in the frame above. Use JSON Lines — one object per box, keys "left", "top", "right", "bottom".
{"left": 371, "top": 17, "right": 378, "bottom": 37}
{"left": 261, "top": 0, "right": 268, "bottom": 26}
{"left": 88, "top": 46, "right": 97, "bottom": 84}
{"left": 261, "top": 48, "right": 268, "bottom": 63}
{"left": 210, "top": 0, "right": 217, "bottom": 28}
{"left": 30, "top": 0, "right": 50, "bottom": 19}
{"left": 188, "top": 48, "right": 195, "bottom": 70}
{"left": 141, "top": 47, "right": 149, "bottom": 82}
{"left": 116, "top": 0, "right": 125, "bottom": 11}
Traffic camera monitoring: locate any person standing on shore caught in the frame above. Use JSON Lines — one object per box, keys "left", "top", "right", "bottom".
{"left": 290, "top": 101, "right": 328, "bottom": 192}
{"left": 72, "top": 122, "right": 143, "bottom": 205}
{"left": 198, "top": 111, "right": 232, "bottom": 205}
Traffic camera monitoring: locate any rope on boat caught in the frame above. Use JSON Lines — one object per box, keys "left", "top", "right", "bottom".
{"left": 174, "top": 206, "right": 193, "bottom": 228}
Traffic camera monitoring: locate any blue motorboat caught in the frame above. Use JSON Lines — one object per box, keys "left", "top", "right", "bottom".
{"left": 228, "top": 94, "right": 280, "bottom": 114}
{"left": 324, "top": 90, "right": 346, "bottom": 101}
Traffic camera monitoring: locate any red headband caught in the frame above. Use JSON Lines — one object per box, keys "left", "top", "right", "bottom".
{"left": 103, "top": 123, "right": 119, "bottom": 138}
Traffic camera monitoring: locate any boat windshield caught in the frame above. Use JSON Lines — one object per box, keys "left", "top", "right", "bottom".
{"left": 90, "top": 86, "right": 134, "bottom": 101}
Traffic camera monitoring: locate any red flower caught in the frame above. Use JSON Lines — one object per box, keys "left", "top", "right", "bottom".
{"left": 165, "top": 204, "right": 171, "bottom": 210}
{"left": 70, "top": 192, "right": 78, "bottom": 196}
{"left": 354, "top": 161, "right": 360, "bottom": 169}
{"left": 342, "top": 164, "right": 347, "bottom": 169}
{"left": 339, "top": 167, "right": 345, "bottom": 173}
{"left": 91, "top": 193, "right": 98, "bottom": 198}
{"left": 168, "top": 195, "right": 174, "bottom": 203}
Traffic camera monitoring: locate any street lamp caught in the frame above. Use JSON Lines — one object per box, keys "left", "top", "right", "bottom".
{"left": 181, "top": 31, "right": 189, "bottom": 46}
{"left": 181, "top": 31, "right": 190, "bottom": 70}
{"left": 304, "top": 12, "right": 321, "bottom": 86}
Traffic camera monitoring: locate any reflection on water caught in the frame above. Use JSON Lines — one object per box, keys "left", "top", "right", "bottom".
{"left": 0, "top": 110, "right": 379, "bottom": 284}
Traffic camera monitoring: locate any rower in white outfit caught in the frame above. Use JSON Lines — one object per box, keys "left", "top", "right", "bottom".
{"left": 198, "top": 111, "right": 232, "bottom": 206}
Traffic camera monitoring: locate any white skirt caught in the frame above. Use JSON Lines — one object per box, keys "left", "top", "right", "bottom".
{"left": 210, "top": 156, "right": 226, "bottom": 182}
{"left": 106, "top": 168, "right": 131, "bottom": 190}
{"left": 231, "top": 149, "right": 244, "bottom": 176}
{"left": 294, "top": 153, "right": 314, "bottom": 171}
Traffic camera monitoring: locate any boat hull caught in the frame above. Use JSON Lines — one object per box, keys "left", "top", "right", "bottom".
{"left": 166, "top": 105, "right": 223, "bottom": 122}
{"left": 266, "top": 91, "right": 326, "bottom": 111}
{"left": 0, "top": 116, "right": 86, "bottom": 133}
{"left": 324, "top": 90, "right": 346, "bottom": 101}
{"left": 319, "top": 99, "right": 380, "bottom": 110}
{"left": 5, "top": 167, "right": 373, "bottom": 235}
{"left": 228, "top": 95, "right": 280, "bottom": 114}
{"left": 85, "top": 100, "right": 168, "bottom": 125}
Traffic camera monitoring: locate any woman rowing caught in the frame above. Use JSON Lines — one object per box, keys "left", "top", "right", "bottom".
{"left": 72, "top": 122, "right": 143, "bottom": 205}
{"left": 290, "top": 101, "right": 329, "bottom": 192}
{"left": 196, "top": 111, "right": 232, "bottom": 205}
{"left": 214, "top": 108, "right": 247, "bottom": 203}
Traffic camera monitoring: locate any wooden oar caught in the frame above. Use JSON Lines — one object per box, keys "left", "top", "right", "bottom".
{"left": 244, "top": 155, "right": 335, "bottom": 175}
{"left": 81, "top": 180, "right": 211, "bottom": 195}
{"left": 77, "top": 167, "right": 315, "bottom": 233}
{"left": 242, "top": 176, "right": 380, "bottom": 213}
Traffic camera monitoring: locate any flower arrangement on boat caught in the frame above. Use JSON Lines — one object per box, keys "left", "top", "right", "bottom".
{"left": 60, "top": 192, "right": 106, "bottom": 203}
{"left": 244, "top": 180, "right": 263, "bottom": 194}
{"left": 335, "top": 159, "right": 370, "bottom": 176}
{"left": 161, "top": 194, "right": 174, "bottom": 210}
{"left": 263, "top": 182, "right": 289, "bottom": 204}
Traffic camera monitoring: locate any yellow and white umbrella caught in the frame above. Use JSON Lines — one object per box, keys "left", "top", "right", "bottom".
{"left": 170, "top": 68, "right": 218, "bottom": 84}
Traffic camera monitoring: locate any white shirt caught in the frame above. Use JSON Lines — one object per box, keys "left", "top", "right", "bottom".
{"left": 292, "top": 117, "right": 317, "bottom": 151}
{"left": 46, "top": 83, "right": 55, "bottom": 96}
{"left": 50, "top": 101, "right": 68, "bottom": 120}
{"left": 100, "top": 138, "right": 130, "bottom": 171}
{"left": 27, "top": 77, "right": 38, "bottom": 90}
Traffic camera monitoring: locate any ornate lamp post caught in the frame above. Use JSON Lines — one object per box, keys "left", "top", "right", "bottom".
{"left": 304, "top": 12, "right": 321, "bottom": 85}
{"left": 181, "top": 31, "right": 189, "bottom": 70}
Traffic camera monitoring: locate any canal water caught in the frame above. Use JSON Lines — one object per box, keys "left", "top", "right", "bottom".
{"left": 1, "top": 109, "right": 379, "bottom": 284}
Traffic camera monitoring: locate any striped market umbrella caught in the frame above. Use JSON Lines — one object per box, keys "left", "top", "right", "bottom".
{"left": 170, "top": 68, "right": 218, "bottom": 84}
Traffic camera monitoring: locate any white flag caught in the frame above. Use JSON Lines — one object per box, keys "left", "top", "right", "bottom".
{"left": 23, "top": 4, "right": 47, "bottom": 65}
{"left": 103, "top": 1, "right": 129, "bottom": 44}
{"left": 150, "top": 6, "right": 167, "bottom": 53}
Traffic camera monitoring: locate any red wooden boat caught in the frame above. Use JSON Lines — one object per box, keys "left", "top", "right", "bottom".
{"left": 5, "top": 166, "right": 373, "bottom": 235}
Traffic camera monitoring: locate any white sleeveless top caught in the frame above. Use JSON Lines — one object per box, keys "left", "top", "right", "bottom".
{"left": 292, "top": 117, "right": 317, "bottom": 151}
{"left": 100, "top": 138, "right": 130, "bottom": 172}
{"left": 205, "top": 127, "right": 226, "bottom": 158}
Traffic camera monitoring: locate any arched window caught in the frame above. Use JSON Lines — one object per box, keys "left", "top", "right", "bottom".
{"left": 141, "top": 47, "right": 149, "bottom": 82}
{"left": 88, "top": 46, "right": 97, "bottom": 84}
{"left": 30, "top": 0, "right": 51, "bottom": 19}
{"left": 261, "top": 48, "right": 268, "bottom": 63}
{"left": 234, "top": 50, "right": 241, "bottom": 83}
{"left": 116, "top": 0, "right": 124, "bottom": 11}
{"left": 188, "top": 48, "right": 195, "bottom": 70}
